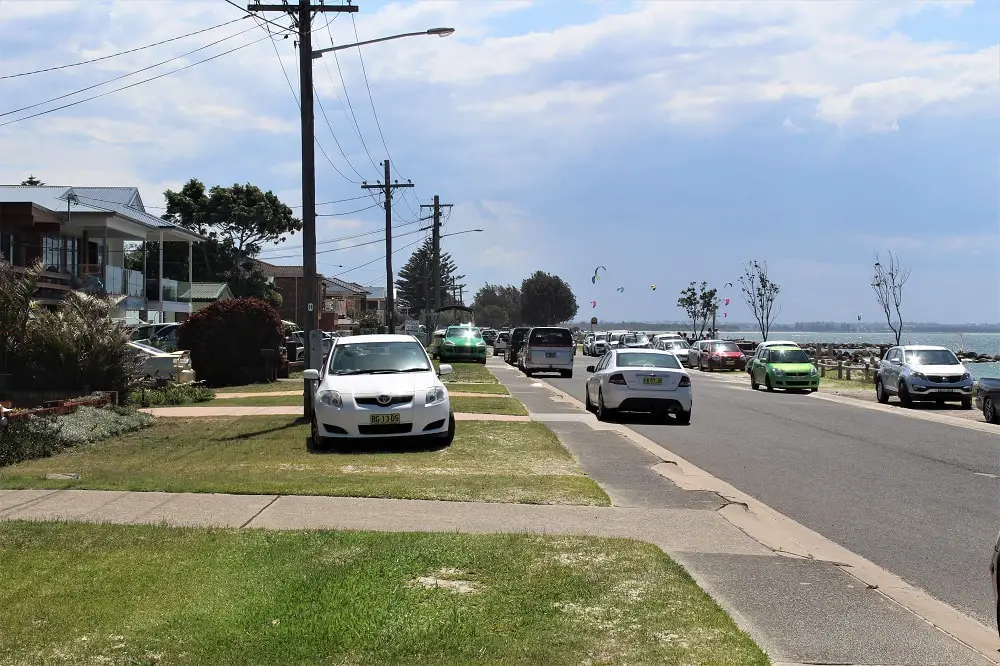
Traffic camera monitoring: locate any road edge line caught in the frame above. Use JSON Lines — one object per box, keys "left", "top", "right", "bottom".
{"left": 535, "top": 375, "right": 1000, "bottom": 663}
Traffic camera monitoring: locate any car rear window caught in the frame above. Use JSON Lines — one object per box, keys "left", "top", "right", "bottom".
{"left": 617, "top": 352, "right": 681, "bottom": 369}
{"left": 529, "top": 328, "right": 573, "bottom": 346}
{"left": 711, "top": 342, "right": 740, "bottom": 352}
{"left": 498, "top": 333, "right": 509, "bottom": 341}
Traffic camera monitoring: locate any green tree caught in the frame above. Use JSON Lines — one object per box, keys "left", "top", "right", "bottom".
{"left": 20, "top": 175, "right": 44, "bottom": 186}
{"left": 125, "top": 179, "right": 299, "bottom": 302}
{"left": 394, "top": 238, "right": 458, "bottom": 314}
{"left": 473, "top": 283, "right": 520, "bottom": 327}
{"left": 520, "top": 271, "right": 578, "bottom": 325}
{"left": 739, "top": 260, "right": 781, "bottom": 341}
{"left": 676, "top": 281, "right": 717, "bottom": 338}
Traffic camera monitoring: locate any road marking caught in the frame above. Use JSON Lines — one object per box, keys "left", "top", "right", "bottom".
{"left": 973, "top": 472, "right": 998, "bottom": 479}
{"left": 533, "top": 377, "right": 1000, "bottom": 663}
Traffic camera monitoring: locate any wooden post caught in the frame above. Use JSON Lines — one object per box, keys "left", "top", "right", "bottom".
{"left": 846, "top": 366, "right": 852, "bottom": 381}
{"left": 837, "top": 361, "right": 843, "bottom": 379}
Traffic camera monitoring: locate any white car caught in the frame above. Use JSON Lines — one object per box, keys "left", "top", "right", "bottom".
{"left": 303, "top": 334, "right": 456, "bottom": 446}
{"left": 127, "top": 341, "right": 195, "bottom": 383}
{"left": 654, "top": 338, "right": 694, "bottom": 366}
{"left": 584, "top": 348, "right": 692, "bottom": 424}
{"left": 492, "top": 330, "right": 509, "bottom": 356}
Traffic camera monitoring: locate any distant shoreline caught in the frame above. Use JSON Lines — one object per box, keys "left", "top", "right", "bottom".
{"left": 571, "top": 323, "right": 1000, "bottom": 334}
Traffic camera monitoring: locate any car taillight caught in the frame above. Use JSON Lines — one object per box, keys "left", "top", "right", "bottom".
{"left": 609, "top": 373, "right": 626, "bottom": 385}
{"left": 679, "top": 375, "right": 691, "bottom": 387}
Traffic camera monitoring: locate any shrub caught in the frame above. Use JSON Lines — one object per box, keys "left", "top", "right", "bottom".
{"left": 127, "top": 383, "right": 215, "bottom": 406}
{"left": 178, "top": 297, "right": 284, "bottom": 387}
{"left": 0, "top": 406, "right": 153, "bottom": 466}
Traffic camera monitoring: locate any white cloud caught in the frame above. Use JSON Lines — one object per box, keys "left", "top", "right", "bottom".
{"left": 782, "top": 117, "right": 806, "bottom": 133}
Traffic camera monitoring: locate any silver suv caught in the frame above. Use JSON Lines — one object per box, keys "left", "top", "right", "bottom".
{"left": 876, "top": 345, "right": 973, "bottom": 408}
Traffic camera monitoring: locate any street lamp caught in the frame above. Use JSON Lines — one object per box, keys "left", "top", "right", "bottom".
{"left": 312, "top": 27, "right": 455, "bottom": 59}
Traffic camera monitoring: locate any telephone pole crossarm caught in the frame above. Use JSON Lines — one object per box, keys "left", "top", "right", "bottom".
{"left": 362, "top": 159, "right": 413, "bottom": 332}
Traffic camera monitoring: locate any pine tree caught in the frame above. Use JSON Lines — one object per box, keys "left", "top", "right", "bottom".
{"left": 395, "top": 238, "right": 458, "bottom": 314}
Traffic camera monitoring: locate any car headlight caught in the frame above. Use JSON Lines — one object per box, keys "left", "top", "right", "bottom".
{"left": 809, "top": 367, "right": 818, "bottom": 375}
{"left": 445, "top": 340, "right": 456, "bottom": 346}
{"left": 317, "top": 390, "right": 342, "bottom": 408}
{"left": 961, "top": 372, "right": 971, "bottom": 381}
{"left": 425, "top": 386, "right": 447, "bottom": 406}
{"left": 772, "top": 368, "right": 783, "bottom": 376}
{"left": 911, "top": 371, "right": 926, "bottom": 380}
{"left": 477, "top": 341, "right": 486, "bottom": 347}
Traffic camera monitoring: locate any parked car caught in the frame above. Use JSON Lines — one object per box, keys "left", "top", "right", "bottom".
{"left": 746, "top": 340, "right": 802, "bottom": 373}
{"left": 130, "top": 322, "right": 181, "bottom": 351}
{"left": 584, "top": 348, "right": 692, "bottom": 424}
{"left": 493, "top": 330, "right": 509, "bottom": 356}
{"left": 481, "top": 328, "right": 498, "bottom": 345}
{"left": 582, "top": 333, "right": 596, "bottom": 356}
{"left": 621, "top": 332, "right": 652, "bottom": 349}
{"left": 699, "top": 341, "right": 746, "bottom": 372}
{"left": 991, "top": 529, "right": 1000, "bottom": 637}
{"left": 520, "top": 326, "right": 575, "bottom": 378}
{"left": 428, "top": 329, "right": 447, "bottom": 359}
{"left": 591, "top": 332, "right": 609, "bottom": 357}
{"left": 975, "top": 377, "right": 1000, "bottom": 424}
{"left": 505, "top": 326, "right": 531, "bottom": 366}
{"left": 303, "top": 334, "right": 456, "bottom": 446}
{"left": 688, "top": 339, "right": 719, "bottom": 369}
{"left": 655, "top": 338, "right": 694, "bottom": 366}
{"left": 290, "top": 330, "right": 334, "bottom": 361}
{"left": 606, "top": 330, "right": 628, "bottom": 350}
{"left": 438, "top": 326, "right": 488, "bottom": 364}
{"left": 128, "top": 341, "right": 195, "bottom": 383}
{"left": 749, "top": 345, "right": 819, "bottom": 392}
{"left": 876, "top": 345, "right": 974, "bottom": 408}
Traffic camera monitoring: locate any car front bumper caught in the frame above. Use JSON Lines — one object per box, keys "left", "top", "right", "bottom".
{"left": 770, "top": 372, "right": 820, "bottom": 389}
{"left": 314, "top": 398, "right": 451, "bottom": 438}
{"left": 440, "top": 345, "right": 487, "bottom": 361}
{"left": 603, "top": 384, "right": 692, "bottom": 412}
{"left": 907, "top": 378, "right": 973, "bottom": 398}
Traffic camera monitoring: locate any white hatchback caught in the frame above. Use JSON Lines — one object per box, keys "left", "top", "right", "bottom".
{"left": 584, "top": 348, "right": 693, "bottom": 424}
{"left": 303, "top": 334, "right": 456, "bottom": 446}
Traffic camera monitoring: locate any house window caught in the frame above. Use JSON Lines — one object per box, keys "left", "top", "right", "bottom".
{"left": 42, "top": 236, "right": 62, "bottom": 271}
{"left": 65, "top": 237, "right": 78, "bottom": 275}
{"left": 0, "top": 232, "right": 10, "bottom": 263}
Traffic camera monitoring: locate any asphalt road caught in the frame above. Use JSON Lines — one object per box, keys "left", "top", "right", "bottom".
{"left": 532, "top": 354, "right": 1000, "bottom": 627}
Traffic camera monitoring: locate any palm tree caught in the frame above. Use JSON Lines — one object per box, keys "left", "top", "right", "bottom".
{"left": 0, "top": 260, "right": 41, "bottom": 378}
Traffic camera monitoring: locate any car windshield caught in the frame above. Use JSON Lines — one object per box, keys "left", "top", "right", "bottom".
{"left": 498, "top": 333, "right": 509, "bottom": 341}
{"left": 446, "top": 327, "right": 481, "bottom": 339}
{"left": 595, "top": 334, "right": 607, "bottom": 341}
{"left": 668, "top": 340, "right": 691, "bottom": 350}
{"left": 711, "top": 342, "right": 740, "bottom": 352}
{"left": 130, "top": 342, "right": 163, "bottom": 354}
{"left": 529, "top": 328, "right": 572, "bottom": 346}
{"left": 617, "top": 352, "right": 681, "bottom": 369}
{"left": 623, "top": 334, "right": 649, "bottom": 345}
{"left": 905, "top": 349, "right": 959, "bottom": 365}
{"left": 328, "top": 341, "right": 431, "bottom": 375}
{"left": 770, "top": 349, "right": 810, "bottom": 364}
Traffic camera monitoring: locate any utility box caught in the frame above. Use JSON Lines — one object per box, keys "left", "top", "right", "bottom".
{"left": 308, "top": 330, "right": 326, "bottom": 370}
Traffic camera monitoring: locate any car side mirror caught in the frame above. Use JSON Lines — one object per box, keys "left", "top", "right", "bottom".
{"left": 586, "top": 365, "right": 596, "bottom": 373}
{"left": 303, "top": 369, "right": 320, "bottom": 381}
{"left": 439, "top": 363, "right": 453, "bottom": 376}
{"left": 890, "top": 358, "right": 901, "bottom": 365}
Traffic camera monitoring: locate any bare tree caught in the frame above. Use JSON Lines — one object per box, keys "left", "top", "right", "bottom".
{"left": 871, "top": 251, "right": 909, "bottom": 345}
{"left": 739, "top": 260, "right": 781, "bottom": 341}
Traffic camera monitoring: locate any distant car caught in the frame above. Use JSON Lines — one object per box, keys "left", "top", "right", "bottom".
{"left": 975, "top": 377, "right": 1000, "bottom": 424}
{"left": 591, "top": 332, "right": 609, "bottom": 357}
{"left": 481, "top": 329, "right": 498, "bottom": 345}
{"left": 130, "top": 322, "right": 181, "bottom": 351}
{"left": 876, "top": 345, "right": 973, "bottom": 408}
{"left": 620, "top": 332, "right": 652, "bottom": 349}
{"left": 303, "top": 334, "right": 456, "bottom": 446}
{"left": 749, "top": 345, "right": 819, "bottom": 392}
{"left": 492, "top": 330, "right": 509, "bottom": 356}
{"left": 428, "top": 329, "right": 447, "bottom": 359}
{"left": 688, "top": 339, "right": 719, "bottom": 369}
{"left": 128, "top": 341, "right": 195, "bottom": 383}
{"left": 582, "top": 333, "right": 596, "bottom": 356}
{"left": 505, "top": 326, "right": 530, "bottom": 366}
{"left": 584, "top": 348, "right": 692, "bottom": 424}
{"left": 438, "top": 326, "right": 487, "bottom": 364}
{"left": 655, "top": 338, "right": 694, "bottom": 366}
{"left": 699, "top": 341, "right": 746, "bottom": 372}
{"left": 520, "top": 326, "right": 575, "bottom": 378}
{"left": 991, "top": 529, "right": 999, "bottom": 637}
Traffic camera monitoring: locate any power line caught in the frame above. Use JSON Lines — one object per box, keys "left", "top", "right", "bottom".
{"left": 315, "top": 202, "right": 381, "bottom": 217}
{"left": 329, "top": 236, "right": 424, "bottom": 278}
{"left": 222, "top": 0, "right": 295, "bottom": 35}
{"left": 0, "top": 23, "right": 262, "bottom": 119}
{"left": 255, "top": 225, "right": 427, "bottom": 262}
{"left": 0, "top": 16, "right": 250, "bottom": 80}
{"left": 315, "top": 85, "right": 367, "bottom": 180}
{"left": 0, "top": 34, "right": 271, "bottom": 128}
{"left": 68, "top": 193, "right": 371, "bottom": 212}
{"left": 324, "top": 19, "right": 380, "bottom": 173}
{"left": 258, "top": 217, "right": 422, "bottom": 255}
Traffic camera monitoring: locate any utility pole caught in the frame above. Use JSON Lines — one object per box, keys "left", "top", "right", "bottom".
{"left": 362, "top": 159, "right": 412, "bottom": 333}
{"left": 419, "top": 194, "right": 452, "bottom": 317}
{"left": 248, "top": 0, "right": 358, "bottom": 417}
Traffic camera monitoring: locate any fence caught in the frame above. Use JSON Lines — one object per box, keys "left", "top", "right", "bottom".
{"left": 815, "top": 360, "right": 877, "bottom": 384}
{"left": 0, "top": 392, "right": 117, "bottom": 422}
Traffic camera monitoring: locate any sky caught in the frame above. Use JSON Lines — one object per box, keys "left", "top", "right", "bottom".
{"left": 0, "top": 0, "right": 997, "bottom": 324}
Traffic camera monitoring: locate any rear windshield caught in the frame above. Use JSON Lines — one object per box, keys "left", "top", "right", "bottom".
{"left": 623, "top": 334, "right": 649, "bottom": 345}
{"left": 617, "top": 352, "right": 681, "bottom": 369}
{"left": 666, "top": 340, "right": 691, "bottom": 349}
{"left": 904, "top": 349, "right": 959, "bottom": 365}
{"left": 711, "top": 342, "right": 740, "bottom": 352}
{"left": 498, "top": 333, "right": 509, "bottom": 341}
{"left": 529, "top": 328, "right": 573, "bottom": 346}
{"left": 769, "top": 349, "right": 810, "bottom": 364}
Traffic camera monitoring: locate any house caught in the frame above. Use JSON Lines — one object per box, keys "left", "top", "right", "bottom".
{"left": 253, "top": 260, "right": 331, "bottom": 329}
{"left": 360, "top": 285, "right": 388, "bottom": 323}
{"left": 0, "top": 185, "right": 203, "bottom": 324}
{"left": 323, "top": 277, "right": 370, "bottom": 329}
{"left": 175, "top": 282, "right": 235, "bottom": 320}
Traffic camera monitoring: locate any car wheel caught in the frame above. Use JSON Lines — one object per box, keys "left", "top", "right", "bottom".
{"left": 438, "top": 412, "right": 456, "bottom": 447}
{"left": 584, "top": 386, "right": 595, "bottom": 412}
{"left": 561, "top": 370, "right": 573, "bottom": 379}
{"left": 898, "top": 381, "right": 912, "bottom": 406}
{"left": 675, "top": 408, "right": 691, "bottom": 425}
{"left": 492, "top": 350, "right": 498, "bottom": 356}
{"left": 765, "top": 375, "right": 774, "bottom": 392}
{"left": 310, "top": 418, "right": 327, "bottom": 450}
{"left": 876, "top": 378, "right": 889, "bottom": 404}
{"left": 984, "top": 397, "right": 999, "bottom": 424}
{"left": 597, "top": 389, "right": 615, "bottom": 422}
{"left": 750, "top": 373, "right": 759, "bottom": 390}
{"left": 960, "top": 396, "right": 972, "bottom": 410}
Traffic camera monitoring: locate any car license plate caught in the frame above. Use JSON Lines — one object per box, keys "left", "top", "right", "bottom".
{"left": 726, "top": 359, "right": 735, "bottom": 365}
{"left": 642, "top": 377, "right": 662, "bottom": 385}
{"left": 545, "top": 352, "right": 557, "bottom": 358}
{"left": 370, "top": 413, "right": 400, "bottom": 425}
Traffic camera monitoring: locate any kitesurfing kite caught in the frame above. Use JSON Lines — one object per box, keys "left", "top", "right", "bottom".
{"left": 650, "top": 284, "right": 657, "bottom": 291}
{"left": 590, "top": 300, "right": 597, "bottom": 308}
{"left": 724, "top": 297, "right": 730, "bottom": 306}
{"left": 591, "top": 265, "right": 606, "bottom": 284}
{"left": 616, "top": 286, "right": 624, "bottom": 293}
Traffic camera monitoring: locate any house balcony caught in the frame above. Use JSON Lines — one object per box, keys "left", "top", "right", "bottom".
{"left": 146, "top": 278, "right": 193, "bottom": 314}
{"left": 79, "top": 265, "right": 146, "bottom": 310}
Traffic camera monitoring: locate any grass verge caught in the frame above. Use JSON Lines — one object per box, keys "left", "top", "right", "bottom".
{"left": 203, "top": 394, "right": 527, "bottom": 415}
{"left": 0, "top": 522, "right": 766, "bottom": 665}
{"left": 215, "top": 379, "right": 303, "bottom": 394}
{"left": 0, "top": 417, "right": 607, "bottom": 505}
{"left": 433, "top": 360, "right": 498, "bottom": 384}
{"left": 447, "top": 382, "right": 509, "bottom": 395}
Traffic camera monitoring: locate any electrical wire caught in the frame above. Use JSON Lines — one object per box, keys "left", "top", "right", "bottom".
{"left": 328, "top": 236, "right": 424, "bottom": 278}
{"left": 0, "top": 22, "right": 262, "bottom": 119}
{"left": 315, "top": 202, "right": 381, "bottom": 217}
{"left": 68, "top": 193, "right": 371, "bottom": 212}
{"left": 222, "top": 0, "right": 295, "bottom": 35}
{"left": 254, "top": 226, "right": 427, "bottom": 262}
{"left": 315, "top": 86, "right": 367, "bottom": 181}
{"left": 0, "top": 16, "right": 250, "bottom": 80}
{"left": 324, "top": 19, "right": 380, "bottom": 172}
{"left": 257, "top": 217, "right": 422, "bottom": 255}
{"left": 0, "top": 34, "right": 271, "bottom": 128}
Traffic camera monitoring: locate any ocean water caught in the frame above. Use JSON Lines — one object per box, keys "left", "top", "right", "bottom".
{"left": 647, "top": 330, "right": 1000, "bottom": 379}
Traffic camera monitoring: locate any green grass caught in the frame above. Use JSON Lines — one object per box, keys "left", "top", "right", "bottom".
{"left": 447, "top": 382, "right": 509, "bottom": 395}
{"left": 433, "top": 359, "right": 498, "bottom": 384}
{"left": 215, "top": 379, "right": 303, "bottom": 394}
{"left": 0, "top": 417, "right": 607, "bottom": 505}
{"left": 203, "top": 394, "right": 527, "bottom": 415}
{"left": 0, "top": 522, "right": 766, "bottom": 666}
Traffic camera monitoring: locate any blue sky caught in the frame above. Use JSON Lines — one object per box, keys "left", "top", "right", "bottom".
{"left": 0, "top": 0, "right": 997, "bottom": 323}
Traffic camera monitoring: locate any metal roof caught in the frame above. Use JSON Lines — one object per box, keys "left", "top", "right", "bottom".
{"left": 177, "top": 282, "right": 234, "bottom": 301}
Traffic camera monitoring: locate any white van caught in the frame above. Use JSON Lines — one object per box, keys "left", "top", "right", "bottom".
{"left": 521, "top": 327, "right": 575, "bottom": 378}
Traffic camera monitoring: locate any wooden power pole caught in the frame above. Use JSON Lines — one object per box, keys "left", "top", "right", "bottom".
{"left": 362, "top": 160, "right": 412, "bottom": 333}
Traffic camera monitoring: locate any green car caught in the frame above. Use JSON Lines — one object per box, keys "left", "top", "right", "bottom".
{"left": 750, "top": 345, "right": 820, "bottom": 392}
{"left": 438, "top": 325, "right": 488, "bottom": 364}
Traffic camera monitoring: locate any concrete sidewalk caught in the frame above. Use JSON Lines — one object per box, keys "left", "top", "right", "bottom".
{"left": 140, "top": 406, "right": 530, "bottom": 420}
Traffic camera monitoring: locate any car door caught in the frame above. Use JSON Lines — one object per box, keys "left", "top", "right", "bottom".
{"left": 751, "top": 347, "right": 767, "bottom": 382}
{"left": 587, "top": 352, "right": 609, "bottom": 401}
{"left": 883, "top": 347, "right": 902, "bottom": 389}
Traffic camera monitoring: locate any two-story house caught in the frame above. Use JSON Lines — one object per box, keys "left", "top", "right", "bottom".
{"left": 0, "top": 185, "right": 203, "bottom": 323}
{"left": 323, "top": 277, "right": 370, "bottom": 329}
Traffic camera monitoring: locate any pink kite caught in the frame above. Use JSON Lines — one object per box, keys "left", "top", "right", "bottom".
{"left": 724, "top": 297, "right": 731, "bottom": 306}
{"left": 590, "top": 300, "right": 597, "bottom": 308}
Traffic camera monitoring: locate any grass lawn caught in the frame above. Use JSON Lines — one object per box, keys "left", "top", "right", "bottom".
{"left": 433, "top": 360, "right": 498, "bottom": 384}
{"left": 215, "top": 379, "right": 303, "bottom": 394}
{"left": 447, "top": 382, "right": 509, "bottom": 395}
{"left": 0, "top": 522, "right": 766, "bottom": 666}
{"left": 0, "top": 417, "right": 607, "bottom": 505}
{"left": 204, "top": 394, "right": 527, "bottom": 415}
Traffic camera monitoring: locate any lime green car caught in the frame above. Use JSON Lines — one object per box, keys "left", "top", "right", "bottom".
{"left": 438, "top": 325, "right": 488, "bottom": 364}
{"left": 750, "top": 345, "right": 819, "bottom": 392}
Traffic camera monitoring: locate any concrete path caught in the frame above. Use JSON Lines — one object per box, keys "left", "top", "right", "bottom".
{"left": 214, "top": 390, "right": 509, "bottom": 399}
{"left": 140, "top": 405, "right": 530, "bottom": 421}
